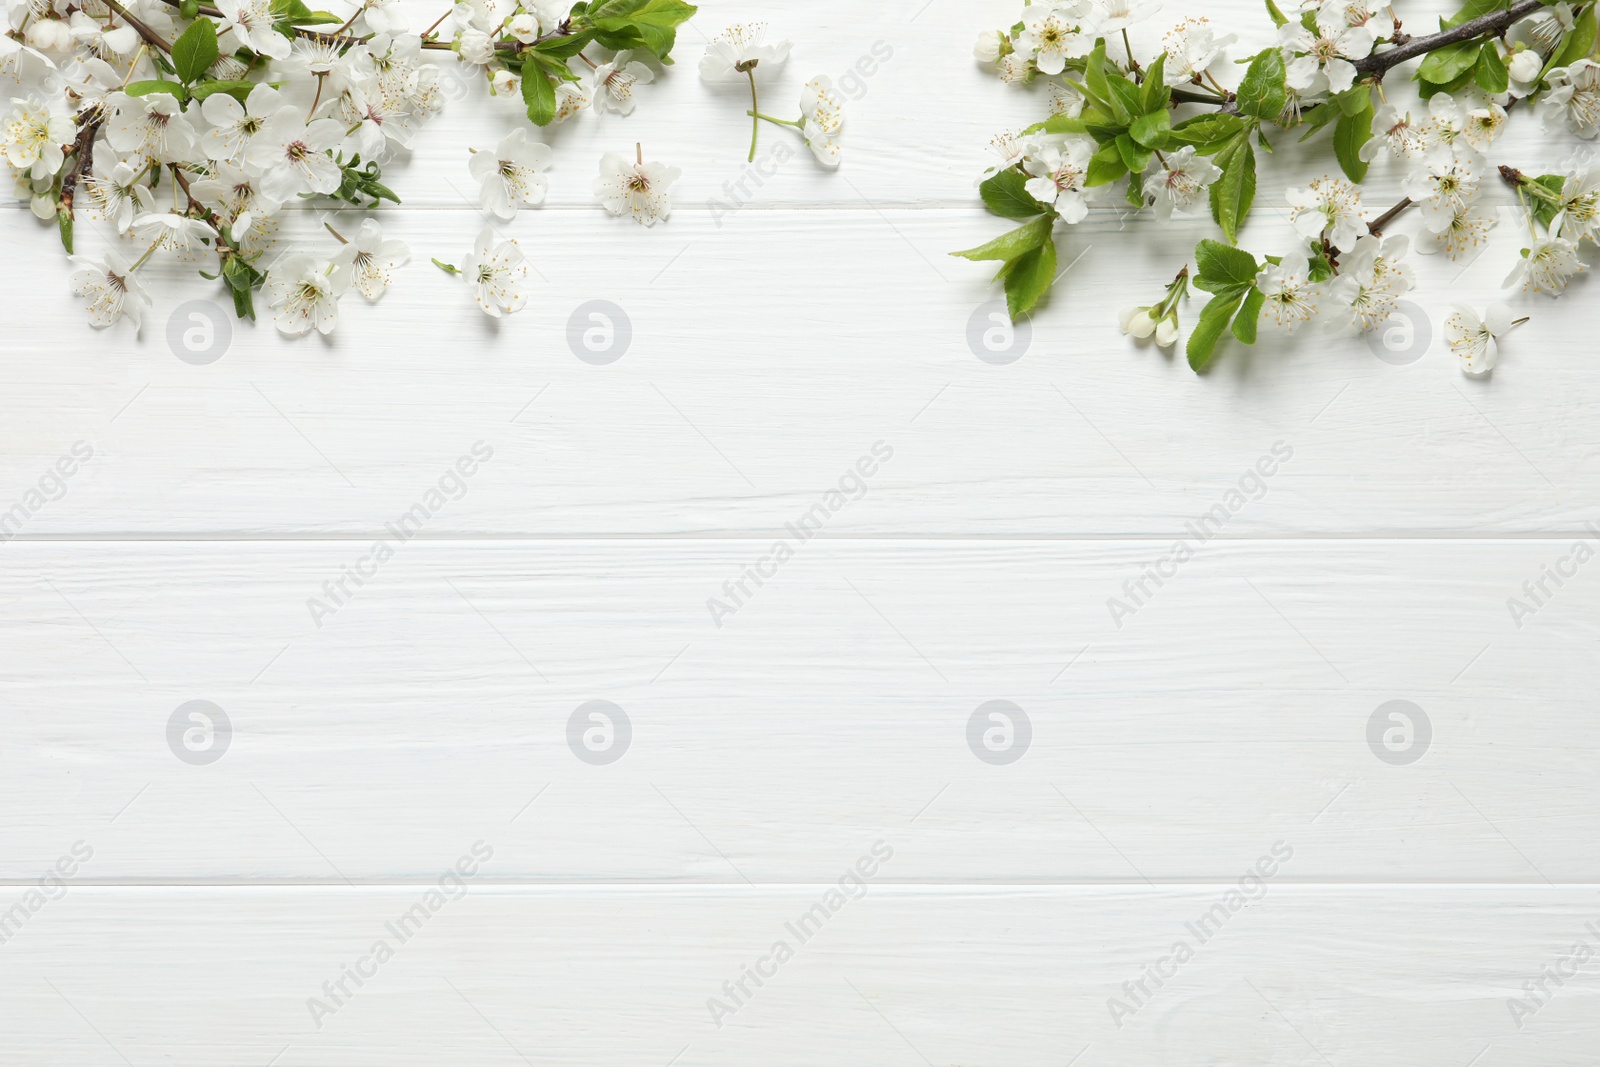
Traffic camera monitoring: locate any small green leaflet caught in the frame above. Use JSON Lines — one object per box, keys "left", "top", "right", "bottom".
{"left": 979, "top": 169, "right": 1049, "bottom": 220}
{"left": 1333, "top": 90, "right": 1374, "bottom": 182}
{"left": 951, "top": 214, "right": 1055, "bottom": 263}
{"left": 1235, "top": 49, "right": 1287, "bottom": 121}
{"left": 1208, "top": 129, "right": 1256, "bottom": 244}
{"left": 1002, "top": 237, "right": 1057, "bottom": 319}
{"left": 1187, "top": 239, "right": 1263, "bottom": 371}
{"left": 522, "top": 66, "right": 557, "bottom": 126}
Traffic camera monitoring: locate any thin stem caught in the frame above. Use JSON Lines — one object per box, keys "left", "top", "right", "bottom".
{"left": 1170, "top": 85, "right": 1226, "bottom": 106}
{"left": 1121, "top": 28, "right": 1136, "bottom": 70}
{"left": 745, "top": 66, "right": 760, "bottom": 163}
{"left": 636, "top": 141, "right": 642, "bottom": 166}
{"left": 102, "top": 0, "right": 170, "bottom": 53}
{"left": 332, "top": 0, "right": 366, "bottom": 35}
{"left": 1367, "top": 196, "right": 1414, "bottom": 235}
{"left": 746, "top": 109, "right": 802, "bottom": 128}
{"left": 130, "top": 235, "right": 165, "bottom": 271}
{"left": 325, "top": 222, "right": 348, "bottom": 243}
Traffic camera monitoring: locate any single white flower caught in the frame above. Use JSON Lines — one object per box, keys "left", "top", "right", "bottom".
{"left": 105, "top": 90, "right": 198, "bottom": 163}
{"left": 1162, "top": 17, "right": 1235, "bottom": 86}
{"left": 1362, "top": 103, "right": 1425, "bottom": 162}
{"left": 67, "top": 10, "right": 140, "bottom": 58}
{"left": 1539, "top": 59, "right": 1600, "bottom": 139}
{"left": 334, "top": 81, "right": 414, "bottom": 159}
{"left": 1, "top": 93, "right": 74, "bottom": 179}
{"left": 699, "top": 22, "right": 792, "bottom": 82}
{"left": 1415, "top": 202, "right": 1498, "bottom": 258}
{"left": 24, "top": 17, "right": 73, "bottom": 53}
{"left": 593, "top": 149, "right": 679, "bottom": 225}
{"left": 1504, "top": 234, "right": 1585, "bottom": 294}
{"left": 1091, "top": 0, "right": 1161, "bottom": 34}
{"left": 1327, "top": 234, "right": 1412, "bottom": 332}
{"left": 1015, "top": 8, "right": 1092, "bottom": 76}
{"left": 997, "top": 52, "right": 1033, "bottom": 84}
{"left": 593, "top": 50, "right": 654, "bottom": 115}
{"left": 1046, "top": 79, "right": 1084, "bottom": 116}
{"left": 1259, "top": 255, "right": 1320, "bottom": 331}
{"left": 974, "top": 29, "right": 1006, "bottom": 64}
{"left": 1523, "top": 2, "right": 1576, "bottom": 50}
{"left": 81, "top": 155, "right": 153, "bottom": 232}
{"left": 69, "top": 250, "right": 149, "bottom": 330}
{"left": 1445, "top": 302, "right": 1516, "bottom": 375}
{"left": 200, "top": 82, "right": 284, "bottom": 162}
{"left": 461, "top": 226, "right": 528, "bottom": 317}
{"left": 1463, "top": 99, "right": 1507, "bottom": 153}
{"left": 1554, "top": 163, "right": 1600, "bottom": 243}
{"left": 1402, "top": 148, "right": 1481, "bottom": 230}
{"left": 799, "top": 75, "right": 844, "bottom": 167}
{"left": 245, "top": 108, "right": 345, "bottom": 201}
{"left": 188, "top": 161, "right": 279, "bottom": 237}
{"left": 215, "top": 0, "right": 291, "bottom": 59}
{"left": 1022, "top": 136, "right": 1096, "bottom": 222}
{"left": 130, "top": 211, "right": 217, "bottom": 254}
{"left": 1280, "top": 19, "right": 1368, "bottom": 95}
{"left": 264, "top": 252, "right": 351, "bottom": 335}
{"left": 1, "top": 36, "right": 56, "bottom": 96}
{"left": 331, "top": 217, "right": 408, "bottom": 300}
{"left": 469, "top": 127, "right": 552, "bottom": 219}
{"left": 1286, "top": 175, "right": 1367, "bottom": 252}
{"left": 1146, "top": 145, "right": 1220, "bottom": 218}
{"left": 552, "top": 77, "right": 592, "bottom": 122}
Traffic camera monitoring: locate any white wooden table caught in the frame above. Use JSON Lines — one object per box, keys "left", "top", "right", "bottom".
{"left": 3, "top": 0, "right": 1598, "bottom": 1063}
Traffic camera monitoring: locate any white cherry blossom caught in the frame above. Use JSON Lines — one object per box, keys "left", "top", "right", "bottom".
{"left": 469, "top": 127, "right": 552, "bottom": 219}
{"left": 245, "top": 108, "right": 344, "bottom": 200}
{"left": 69, "top": 251, "right": 149, "bottom": 329}
{"left": 331, "top": 217, "right": 409, "bottom": 300}
{"left": 1446, "top": 303, "right": 1516, "bottom": 375}
{"left": 461, "top": 226, "right": 528, "bottom": 317}
{"left": 593, "top": 50, "right": 653, "bottom": 114}
{"left": 1022, "top": 136, "right": 1096, "bottom": 222}
{"left": 699, "top": 23, "right": 791, "bottom": 82}
{"left": 263, "top": 252, "right": 350, "bottom": 334}
{"left": 594, "top": 149, "right": 679, "bottom": 225}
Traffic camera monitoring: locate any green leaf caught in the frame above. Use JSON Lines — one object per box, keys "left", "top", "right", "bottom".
{"left": 1140, "top": 52, "right": 1170, "bottom": 112}
{"left": 588, "top": 0, "right": 697, "bottom": 58}
{"left": 951, "top": 214, "right": 1055, "bottom": 262}
{"left": 172, "top": 17, "right": 218, "bottom": 84}
{"left": 1231, "top": 287, "right": 1265, "bottom": 345}
{"left": 1085, "top": 40, "right": 1119, "bottom": 120}
{"left": 190, "top": 78, "right": 258, "bottom": 101}
{"left": 1263, "top": 0, "right": 1288, "bottom": 26}
{"left": 179, "top": 0, "right": 199, "bottom": 18}
{"left": 1333, "top": 91, "right": 1374, "bottom": 182}
{"left": 532, "top": 30, "right": 596, "bottom": 58}
{"left": 57, "top": 205, "right": 72, "bottom": 253}
{"left": 1168, "top": 113, "right": 1247, "bottom": 153}
{"left": 1038, "top": 113, "right": 1091, "bottom": 135}
{"left": 1475, "top": 41, "right": 1509, "bottom": 93}
{"left": 1209, "top": 131, "right": 1256, "bottom": 243}
{"left": 1003, "top": 235, "right": 1057, "bottom": 319}
{"left": 521, "top": 65, "right": 557, "bottom": 126}
{"left": 1115, "top": 131, "right": 1151, "bottom": 174}
{"left": 1235, "top": 49, "right": 1287, "bottom": 122}
{"left": 1528, "top": 173, "right": 1567, "bottom": 229}
{"left": 1129, "top": 107, "right": 1170, "bottom": 148}
{"left": 979, "top": 169, "right": 1048, "bottom": 220}
{"left": 1441, "top": 0, "right": 1510, "bottom": 30}
{"left": 1125, "top": 167, "right": 1145, "bottom": 208}
{"left": 1417, "top": 39, "right": 1480, "bottom": 85}
{"left": 1187, "top": 289, "right": 1246, "bottom": 372}
{"left": 1193, "top": 239, "right": 1260, "bottom": 292}
{"left": 124, "top": 79, "right": 188, "bottom": 100}
{"left": 1085, "top": 139, "right": 1129, "bottom": 187}
{"left": 1105, "top": 74, "right": 1143, "bottom": 122}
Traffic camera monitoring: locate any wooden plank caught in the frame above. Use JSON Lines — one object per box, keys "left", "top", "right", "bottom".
{"left": 1, "top": 884, "right": 1595, "bottom": 1064}
{"left": 3, "top": 205, "right": 1593, "bottom": 537}
{"left": 3, "top": 537, "right": 1596, "bottom": 883}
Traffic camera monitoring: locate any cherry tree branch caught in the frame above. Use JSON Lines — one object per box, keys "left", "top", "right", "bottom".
{"left": 103, "top": 0, "right": 172, "bottom": 53}
{"left": 1355, "top": 0, "right": 1545, "bottom": 78}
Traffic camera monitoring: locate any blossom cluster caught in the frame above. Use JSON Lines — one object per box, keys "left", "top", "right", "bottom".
{"left": 3, "top": 1, "right": 846, "bottom": 336}
{"left": 961, "top": 0, "right": 1600, "bottom": 377}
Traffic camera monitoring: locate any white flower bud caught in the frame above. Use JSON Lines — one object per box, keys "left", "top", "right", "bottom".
{"left": 974, "top": 30, "right": 1005, "bottom": 63}
{"left": 459, "top": 28, "right": 494, "bottom": 65}
{"left": 1154, "top": 314, "right": 1179, "bottom": 348}
{"left": 1508, "top": 49, "right": 1542, "bottom": 85}
{"left": 508, "top": 13, "right": 540, "bottom": 43}
{"left": 491, "top": 69, "right": 520, "bottom": 96}
{"left": 1119, "top": 306, "right": 1157, "bottom": 338}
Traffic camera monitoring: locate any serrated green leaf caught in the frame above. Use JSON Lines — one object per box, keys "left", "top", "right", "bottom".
{"left": 124, "top": 79, "right": 188, "bottom": 100}
{"left": 1115, "top": 131, "right": 1151, "bottom": 173}
{"left": 57, "top": 205, "right": 72, "bottom": 253}
{"left": 1417, "top": 39, "right": 1480, "bottom": 85}
{"left": 979, "top": 169, "right": 1048, "bottom": 220}
{"left": 1140, "top": 52, "right": 1170, "bottom": 112}
{"left": 1441, "top": 0, "right": 1509, "bottom": 31}
{"left": 951, "top": 214, "right": 1055, "bottom": 262}
{"left": 1231, "top": 287, "right": 1264, "bottom": 344}
{"left": 1168, "top": 113, "right": 1247, "bottom": 153}
{"left": 1475, "top": 41, "right": 1509, "bottom": 93}
{"left": 172, "top": 18, "right": 218, "bottom": 84}
{"left": 1264, "top": 0, "right": 1288, "bottom": 26}
{"left": 521, "top": 65, "right": 556, "bottom": 125}
{"left": 1003, "top": 235, "right": 1057, "bottom": 319}
{"left": 1235, "top": 49, "right": 1287, "bottom": 122}
{"left": 1086, "top": 139, "right": 1129, "bottom": 187}
{"left": 1194, "top": 238, "right": 1260, "bottom": 291}
{"left": 189, "top": 78, "right": 258, "bottom": 101}
{"left": 1209, "top": 131, "right": 1256, "bottom": 243}
{"left": 1333, "top": 92, "right": 1374, "bottom": 182}
{"left": 1129, "top": 107, "right": 1170, "bottom": 148}
{"left": 1187, "top": 289, "right": 1246, "bottom": 372}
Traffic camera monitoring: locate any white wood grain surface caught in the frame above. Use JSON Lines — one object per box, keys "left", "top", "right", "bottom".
{"left": 4, "top": 0, "right": 1599, "bottom": 1062}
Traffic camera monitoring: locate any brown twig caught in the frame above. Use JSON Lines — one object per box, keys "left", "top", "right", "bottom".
{"left": 103, "top": 0, "right": 171, "bottom": 52}
{"left": 1367, "top": 196, "right": 1414, "bottom": 235}
{"left": 57, "top": 108, "right": 103, "bottom": 222}
{"left": 1354, "top": 0, "right": 1544, "bottom": 78}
